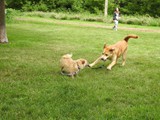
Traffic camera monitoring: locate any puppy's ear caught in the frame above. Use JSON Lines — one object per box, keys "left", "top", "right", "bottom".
{"left": 109, "top": 48, "right": 115, "bottom": 52}
{"left": 103, "top": 44, "right": 107, "bottom": 48}
{"left": 81, "top": 60, "right": 85, "bottom": 64}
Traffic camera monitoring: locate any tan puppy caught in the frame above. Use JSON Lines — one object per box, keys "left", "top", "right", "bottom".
{"left": 89, "top": 34, "right": 138, "bottom": 70}
{"left": 60, "top": 54, "right": 88, "bottom": 78}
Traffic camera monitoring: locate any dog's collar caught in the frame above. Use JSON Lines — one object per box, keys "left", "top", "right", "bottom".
{"left": 77, "top": 63, "right": 81, "bottom": 70}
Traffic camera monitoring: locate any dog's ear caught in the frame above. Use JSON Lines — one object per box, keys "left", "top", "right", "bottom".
{"left": 81, "top": 60, "right": 85, "bottom": 64}
{"left": 109, "top": 48, "right": 115, "bottom": 52}
{"left": 103, "top": 44, "right": 107, "bottom": 48}
{"left": 82, "top": 60, "right": 85, "bottom": 64}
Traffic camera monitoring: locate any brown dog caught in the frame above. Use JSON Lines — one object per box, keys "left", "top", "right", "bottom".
{"left": 60, "top": 54, "right": 88, "bottom": 78}
{"left": 89, "top": 34, "right": 138, "bottom": 70}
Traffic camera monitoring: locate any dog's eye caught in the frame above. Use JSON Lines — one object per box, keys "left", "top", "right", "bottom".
{"left": 105, "top": 54, "right": 108, "bottom": 56}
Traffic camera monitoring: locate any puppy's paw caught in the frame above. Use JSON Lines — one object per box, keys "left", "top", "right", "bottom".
{"left": 107, "top": 66, "right": 112, "bottom": 70}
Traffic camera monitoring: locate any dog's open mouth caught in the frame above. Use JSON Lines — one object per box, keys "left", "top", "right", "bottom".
{"left": 100, "top": 55, "right": 109, "bottom": 61}
{"left": 101, "top": 58, "right": 107, "bottom": 61}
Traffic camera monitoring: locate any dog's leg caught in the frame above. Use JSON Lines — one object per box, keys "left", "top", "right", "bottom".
{"left": 107, "top": 56, "right": 117, "bottom": 70}
{"left": 89, "top": 56, "right": 102, "bottom": 67}
{"left": 107, "top": 61, "right": 117, "bottom": 70}
{"left": 122, "top": 49, "right": 127, "bottom": 66}
{"left": 71, "top": 75, "right": 74, "bottom": 79}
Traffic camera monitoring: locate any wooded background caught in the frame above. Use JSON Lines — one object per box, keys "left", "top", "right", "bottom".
{"left": 7, "top": 0, "right": 160, "bottom": 17}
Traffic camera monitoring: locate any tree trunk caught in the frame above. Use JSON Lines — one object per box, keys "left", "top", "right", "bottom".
{"left": 0, "top": 0, "right": 8, "bottom": 43}
{"left": 104, "top": 0, "right": 108, "bottom": 16}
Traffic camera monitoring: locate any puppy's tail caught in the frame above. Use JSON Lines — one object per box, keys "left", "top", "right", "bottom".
{"left": 124, "top": 34, "right": 138, "bottom": 42}
{"left": 62, "top": 53, "right": 72, "bottom": 58}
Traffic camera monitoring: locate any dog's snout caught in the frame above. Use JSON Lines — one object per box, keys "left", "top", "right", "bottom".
{"left": 101, "top": 58, "right": 105, "bottom": 61}
{"left": 101, "top": 57, "right": 108, "bottom": 61}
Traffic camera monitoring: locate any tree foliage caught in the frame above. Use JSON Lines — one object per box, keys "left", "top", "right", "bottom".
{"left": 6, "top": 0, "right": 160, "bottom": 17}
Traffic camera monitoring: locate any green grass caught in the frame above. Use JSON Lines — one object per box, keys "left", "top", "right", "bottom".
{"left": 1, "top": 17, "right": 160, "bottom": 120}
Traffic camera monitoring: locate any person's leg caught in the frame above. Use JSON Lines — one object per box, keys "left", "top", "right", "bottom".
{"left": 115, "top": 20, "right": 118, "bottom": 31}
{"left": 113, "top": 20, "right": 116, "bottom": 29}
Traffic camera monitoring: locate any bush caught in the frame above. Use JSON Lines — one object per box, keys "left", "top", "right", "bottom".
{"left": 120, "top": 15, "right": 160, "bottom": 26}
{"left": 21, "top": 1, "right": 33, "bottom": 12}
{"left": 6, "top": 8, "right": 21, "bottom": 23}
{"left": 22, "top": 1, "right": 48, "bottom": 12}
{"left": 22, "top": 12, "right": 160, "bottom": 27}
{"left": 34, "top": 1, "right": 48, "bottom": 12}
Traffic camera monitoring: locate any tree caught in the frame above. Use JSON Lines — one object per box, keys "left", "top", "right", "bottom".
{"left": 104, "top": 0, "right": 108, "bottom": 16}
{"left": 0, "top": 0, "right": 8, "bottom": 43}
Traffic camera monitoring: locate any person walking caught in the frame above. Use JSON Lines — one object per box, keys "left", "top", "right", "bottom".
{"left": 113, "top": 8, "right": 120, "bottom": 31}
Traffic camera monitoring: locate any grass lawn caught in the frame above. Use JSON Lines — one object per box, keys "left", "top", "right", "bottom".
{"left": 0, "top": 17, "right": 160, "bottom": 120}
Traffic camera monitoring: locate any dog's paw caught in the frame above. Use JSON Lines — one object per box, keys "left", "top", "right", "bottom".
{"left": 121, "top": 62, "right": 125, "bottom": 66}
{"left": 107, "top": 67, "right": 112, "bottom": 70}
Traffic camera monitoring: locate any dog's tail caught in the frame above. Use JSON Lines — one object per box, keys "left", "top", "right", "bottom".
{"left": 124, "top": 34, "right": 138, "bottom": 42}
{"left": 62, "top": 53, "right": 72, "bottom": 59}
